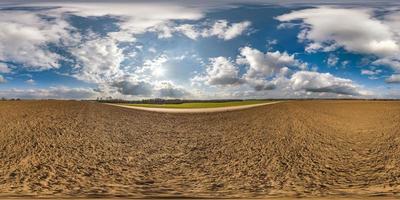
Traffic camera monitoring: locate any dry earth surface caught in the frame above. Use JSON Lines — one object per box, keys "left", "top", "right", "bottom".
{"left": 107, "top": 101, "right": 281, "bottom": 113}
{"left": 0, "top": 100, "right": 400, "bottom": 199}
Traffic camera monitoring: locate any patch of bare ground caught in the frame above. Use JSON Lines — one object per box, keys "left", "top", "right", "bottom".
{"left": 0, "top": 100, "right": 400, "bottom": 198}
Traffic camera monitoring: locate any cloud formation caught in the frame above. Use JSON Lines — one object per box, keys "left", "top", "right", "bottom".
{"left": 112, "top": 78, "right": 189, "bottom": 98}
{"left": 112, "top": 79, "right": 153, "bottom": 96}
{"left": 0, "top": 2, "right": 392, "bottom": 99}
{"left": 290, "top": 71, "right": 363, "bottom": 95}
{"left": 386, "top": 74, "right": 400, "bottom": 83}
{"left": 361, "top": 69, "right": 382, "bottom": 76}
{"left": 71, "top": 36, "right": 124, "bottom": 84}
{"left": 237, "top": 46, "right": 306, "bottom": 90}
{"left": 192, "top": 57, "right": 241, "bottom": 86}
{"left": 155, "top": 81, "right": 189, "bottom": 98}
{"left": 0, "top": 87, "right": 98, "bottom": 99}
{"left": 190, "top": 46, "right": 369, "bottom": 97}
{"left": 277, "top": 7, "right": 399, "bottom": 56}
{"left": 0, "top": 10, "right": 75, "bottom": 70}
{"left": 277, "top": 7, "right": 400, "bottom": 74}
{"left": 326, "top": 54, "right": 339, "bottom": 67}
{"left": 0, "top": 63, "right": 11, "bottom": 73}
{"left": 153, "top": 20, "right": 251, "bottom": 40}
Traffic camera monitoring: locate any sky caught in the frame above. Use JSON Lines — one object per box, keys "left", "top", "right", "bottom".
{"left": 1, "top": 0, "right": 400, "bottom": 99}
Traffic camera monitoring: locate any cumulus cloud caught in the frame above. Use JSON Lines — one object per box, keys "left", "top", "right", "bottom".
{"left": 155, "top": 81, "right": 189, "bottom": 98}
{"left": 25, "top": 79, "right": 35, "bottom": 85}
{"left": 191, "top": 46, "right": 317, "bottom": 94}
{"left": 327, "top": 54, "right": 339, "bottom": 67}
{"left": 191, "top": 46, "right": 310, "bottom": 94}
{"left": 174, "top": 24, "right": 200, "bottom": 40}
{"left": 0, "top": 2, "right": 383, "bottom": 99}
{"left": 153, "top": 20, "right": 251, "bottom": 40}
{"left": 276, "top": 7, "right": 400, "bottom": 83}
{"left": 382, "top": 10, "right": 400, "bottom": 42}
{"left": 236, "top": 46, "right": 306, "bottom": 90}
{"left": 27, "top": 2, "right": 204, "bottom": 37}
{"left": 43, "top": 2, "right": 205, "bottom": 43}
{"left": 0, "top": 10, "right": 77, "bottom": 70}
{"left": 112, "top": 78, "right": 190, "bottom": 98}
{"left": 361, "top": 69, "right": 382, "bottom": 76}
{"left": 0, "top": 87, "right": 98, "bottom": 99}
{"left": 136, "top": 55, "right": 169, "bottom": 78}
{"left": 276, "top": 7, "right": 399, "bottom": 56}
{"left": 202, "top": 20, "right": 251, "bottom": 40}
{"left": 70, "top": 36, "right": 124, "bottom": 84}
{"left": 372, "top": 57, "right": 400, "bottom": 72}
{"left": 290, "top": 71, "right": 364, "bottom": 95}
{"left": 112, "top": 79, "right": 153, "bottom": 96}
{"left": 0, "top": 1, "right": 206, "bottom": 99}
{"left": 385, "top": 74, "right": 400, "bottom": 83}
{"left": 0, "top": 63, "right": 11, "bottom": 73}
{"left": 238, "top": 46, "right": 305, "bottom": 80}
{"left": 192, "top": 57, "right": 241, "bottom": 86}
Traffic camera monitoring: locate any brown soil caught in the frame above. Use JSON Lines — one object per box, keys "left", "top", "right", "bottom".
{"left": 0, "top": 100, "right": 400, "bottom": 198}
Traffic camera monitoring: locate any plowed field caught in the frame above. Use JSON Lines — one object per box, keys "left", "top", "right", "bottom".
{"left": 1, "top": 100, "right": 400, "bottom": 198}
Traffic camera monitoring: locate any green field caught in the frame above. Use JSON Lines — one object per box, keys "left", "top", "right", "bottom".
{"left": 125, "top": 100, "right": 272, "bottom": 109}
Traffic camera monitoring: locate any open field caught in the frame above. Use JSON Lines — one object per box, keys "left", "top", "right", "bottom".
{"left": 125, "top": 100, "right": 272, "bottom": 109}
{"left": 1, "top": 100, "right": 400, "bottom": 198}
{"left": 109, "top": 101, "right": 281, "bottom": 113}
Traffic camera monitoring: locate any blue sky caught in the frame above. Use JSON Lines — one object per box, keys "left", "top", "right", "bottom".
{"left": 1, "top": 1, "right": 400, "bottom": 99}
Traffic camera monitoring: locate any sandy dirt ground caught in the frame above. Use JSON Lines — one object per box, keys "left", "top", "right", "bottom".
{"left": 1, "top": 100, "right": 400, "bottom": 199}
{"left": 106, "top": 101, "right": 282, "bottom": 113}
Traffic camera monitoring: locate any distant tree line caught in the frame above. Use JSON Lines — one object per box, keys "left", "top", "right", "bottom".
{"left": 95, "top": 97, "right": 246, "bottom": 104}
{"left": 94, "top": 97, "right": 400, "bottom": 104}
{"left": 0, "top": 97, "right": 21, "bottom": 101}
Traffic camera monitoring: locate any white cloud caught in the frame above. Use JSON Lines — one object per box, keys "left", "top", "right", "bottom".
{"left": 0, "top": 87, "right": 98, "bottom": 99}
{"left": 154, "top": 20, "right": 251, "bottom": 40}
{"left": 0, "top": 2, "right": 386, "bottom": 99}
{"left": 237, "top": 46, "right": 305, "bottom": 81}
{"left": 383, "top": 10, "right": 400, "bottom": 42}
{"left": 276, "top": 7, "right": 399, "bottom": 56}
{"left": 276, "top": 7, "right": 400, "bottom": 82}
{"left": 202, "top": 20, "right": 251, "bottom": 40}
{"left": 41, "top": 2, "right": 204, "bottom": 42}
{"left": 191, "top": 66, "right": 370, "bottom": 99}
{"left": 0, "top": 75, "right": 6, "bottom": 83}
{"left": 175, "top": 24, "right": 200, "bottom": 40}
{"left": 25, "top": 79, "right": 35, "bottom": 85}
{"left": 148, "top": 47, "right": 157, "bottom": 53}
{"left": 0, "top": 11, "right": 75, "bottom": 70}
{"left": 0, "top": 63, "right": 11, "bottom": 73}
{"left": 192, "top": 57, "right": 241, "bottom": 86}
{"left": 290, "top": 71, "right": 365, "bottom": 95}
{"left": 112, "top": 78, "right": 190, "bottom": 98}
{"left": 136, "top": 55, "right": 169, "bottom": 79}
{"left": 0, "top": 1, "right": 206, "bottom": 90}
{"left": 361, "top": 69, "right": 382, "bottom": 75}
{"left": 385, "top": 74, "right": 400, "bottom": 83}
{"left": 372, "top": 57, "right": 400, "bottom": 72}
{"left": 341, "top": 60, "right": 350, "bottom": 68}
{"left": 266, "top": 39, "right": 278, "bottom": 49}
{"left": 327, "top": 54, "right": 339, "bottom": 66}
{"left": 155, "top": 81, "right": 189, "bottom": 98}
{"left": 192, "top": 46, "right": 307, "bottom": 92}
{"left": 0, "top": 2, "right": 248, "bottom": 99}
{"left": 112, "top": 79, "right": 153, "bottom": 96}
{"left": 70, "top": 36, "right": 124, "bottom": 84}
